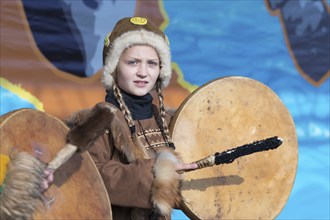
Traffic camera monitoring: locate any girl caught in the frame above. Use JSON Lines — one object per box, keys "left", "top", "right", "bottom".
{"left": 67, "top": 17, "right": 197, "bottom": 220}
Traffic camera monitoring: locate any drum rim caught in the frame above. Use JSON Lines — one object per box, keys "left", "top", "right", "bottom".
{"left": 170, "top": 76, "right": 298, "bottom": 219}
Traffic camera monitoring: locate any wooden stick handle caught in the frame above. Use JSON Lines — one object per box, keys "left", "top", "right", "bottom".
{"left": 182, "top": 155, "right": 216, "bottom": 173}
{"left": 47, "top": 143, "right": 77, "bottom": 171}
{"left": 194, "top": 155, "right": 216, "bottom": 169}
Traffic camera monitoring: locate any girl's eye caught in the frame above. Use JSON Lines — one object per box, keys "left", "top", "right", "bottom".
{"left": 148, "top": 61, "right": 159, "bottom": 66}
{"left": 127, "top": 60, "right": 138, "bottom": 65}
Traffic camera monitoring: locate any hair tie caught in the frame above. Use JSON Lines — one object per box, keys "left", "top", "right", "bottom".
{"left": 129, "top": 125, "right": 136, "bottom": 135}
{"left": 168, "top": 142, "right": 175, "bottom": 149}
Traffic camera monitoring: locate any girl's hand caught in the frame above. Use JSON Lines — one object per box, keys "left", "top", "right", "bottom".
{"left": 41, "top": 169, "right": 54, "bottom": 191}
{"left": 176, "top": 163, "right": 198, "bottom": 174}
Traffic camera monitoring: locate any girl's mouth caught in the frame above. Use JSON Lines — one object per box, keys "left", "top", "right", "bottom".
{"left": 134, "top": 80, "right": 148, "bottom": 87}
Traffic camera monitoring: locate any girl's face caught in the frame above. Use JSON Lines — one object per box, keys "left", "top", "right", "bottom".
{"left": 117, "top": 45, "right": 160, "bottom": 96}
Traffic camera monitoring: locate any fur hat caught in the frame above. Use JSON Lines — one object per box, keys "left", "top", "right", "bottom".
{"left": 102, "top": 17, "right": 172, "bottom": 90}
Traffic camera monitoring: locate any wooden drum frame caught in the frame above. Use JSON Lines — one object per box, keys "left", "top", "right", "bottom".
{"left": 170, "top": 76, "right": 298, "bottom": 219}
{"left": 0, "top": 109, "right": 112, "bottom": 219}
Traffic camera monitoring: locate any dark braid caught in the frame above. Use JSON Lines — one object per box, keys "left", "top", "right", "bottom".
{"left": 112, "top": 83, "right": 135, "bottom": 132}
{"left": 112, "top": 83, "right": 146, "bottom": 153}
{"left": 156, "top": 80, "right": 175, "bottom": 149}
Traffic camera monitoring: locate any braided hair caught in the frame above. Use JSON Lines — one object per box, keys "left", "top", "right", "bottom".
{"left": 155, "top": 80, "right": 175, "bottom": 149}
{"left": 112, "top": 78, "right": 174, "bottom": 149}
{"left": 112, "top": 82, "right": 145, "bottom": 150}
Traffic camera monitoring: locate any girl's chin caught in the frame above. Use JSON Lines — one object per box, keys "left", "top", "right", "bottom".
{"left": 131, "top": 90, "right": 149, "bottom": 97}
{"left": 130, "top": 86, "right": 153, "bottom": 96}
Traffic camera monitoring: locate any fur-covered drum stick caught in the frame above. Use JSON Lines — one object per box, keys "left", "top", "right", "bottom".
{"left": 0, "top": 103, "right": 116, "bottom": 220}
{"left": 185, "top": 136, "right": 283, "bottom": 172}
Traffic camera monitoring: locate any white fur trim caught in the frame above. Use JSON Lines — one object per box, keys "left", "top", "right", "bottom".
{"left": 152, "top": 151, "right": 180, "bottom": 216}
{"left": 154, "top": 151, "right": 179, "bottom": 182}
{"left": 102, "top": 29, "right": 171, "bottom": 90}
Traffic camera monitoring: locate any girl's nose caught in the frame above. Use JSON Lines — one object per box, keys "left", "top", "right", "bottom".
{"left": 137, "top": 63, "right": 147, "bottom": 77}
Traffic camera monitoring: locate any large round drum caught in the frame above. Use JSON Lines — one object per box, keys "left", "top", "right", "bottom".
{"left": 0, "top": 109, "right": 112, "bottom": 219}
{"left": 170, "top": 76, "right": 298, "bottom": 219}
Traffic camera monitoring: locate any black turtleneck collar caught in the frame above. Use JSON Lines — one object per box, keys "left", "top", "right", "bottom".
{"left": 105, "top": 89, "right": 153, "bottom": 120}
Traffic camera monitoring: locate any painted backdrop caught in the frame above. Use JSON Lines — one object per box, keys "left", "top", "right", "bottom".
{"left": 1, "top": 0, "right": 329, "bottom": 219}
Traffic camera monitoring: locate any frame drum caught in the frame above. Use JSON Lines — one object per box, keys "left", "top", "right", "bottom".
{"left": 0, "top": 109, "right": 112, "bottom": 219}
{"left": 170, "top": 76, "right": 297, "bottom": 219}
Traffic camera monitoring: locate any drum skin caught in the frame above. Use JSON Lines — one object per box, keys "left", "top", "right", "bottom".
{"left": 170, "top": 76, "right": 298, "bottom": 220}
{"left": 0, "top": 108, "right": 112, "bottom": 219}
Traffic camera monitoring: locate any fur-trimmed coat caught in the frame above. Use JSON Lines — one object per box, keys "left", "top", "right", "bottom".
{"left": 64, "top": 102, "right": 181, "bottom": 220}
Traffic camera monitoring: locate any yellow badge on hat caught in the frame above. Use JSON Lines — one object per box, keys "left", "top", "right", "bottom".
{"left": 104, "top": 32, "right": 111, "bottom": 47}
{"left": 130, "top": 17, "right": 147, "bottom": 25}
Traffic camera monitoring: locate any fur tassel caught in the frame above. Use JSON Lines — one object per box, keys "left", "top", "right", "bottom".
{"left": 0, "top": 152, "right": 45, "bottom": 220}
{"left": 63, "top": 109, "right": 91, "bottom": 130}
{"left": 66, "top": 103, "right": 117, "bottom": 152}
{"left": 151, "top": 150, "right": 182, "bottom": 219}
